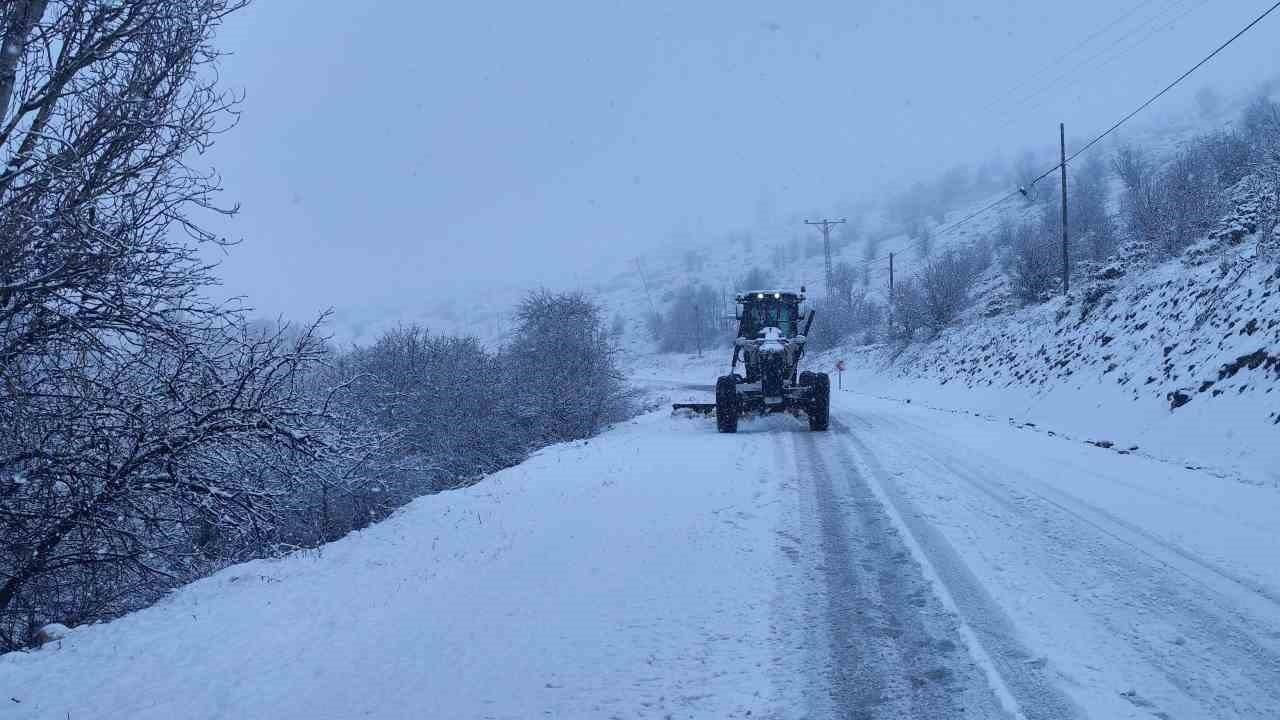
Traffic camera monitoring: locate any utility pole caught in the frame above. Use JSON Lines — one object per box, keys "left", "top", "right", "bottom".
{"left": 889, "top": 252, "right": 895, "bottom": 296}
{"left": 804, "top": 218, "right": 847, "bottom": 297}
{"left": 1060, "top": 122, "right": 1070, "bottom": 296}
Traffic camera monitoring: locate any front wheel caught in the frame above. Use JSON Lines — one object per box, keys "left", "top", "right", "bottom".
{"left": 715, "top": 375, "right": 739, "bottom": 433}
{"left": 805, "top": 372, "right": 830, "bottom": 431}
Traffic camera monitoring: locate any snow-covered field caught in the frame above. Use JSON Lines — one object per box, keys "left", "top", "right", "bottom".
{"left": 9, "top": 367, "right": 1280, "bottom": 719}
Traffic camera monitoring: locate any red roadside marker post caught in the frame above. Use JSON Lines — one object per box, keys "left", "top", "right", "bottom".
{"left": 835, "top": 359, "right": 845, "bottom": 390}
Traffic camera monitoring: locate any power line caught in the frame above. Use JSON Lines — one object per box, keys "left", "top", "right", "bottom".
{"left": 1029, "top": 0, "right": 1280, "bottom": 187}
{"left": 993, "top": 0, "right": 1203, "bottom": 129}
{"left": 979, "top": 0, "right": 1177, "bottom": 122}
{"left": 846, "top": 1, "right": 1280, "bottom": 287}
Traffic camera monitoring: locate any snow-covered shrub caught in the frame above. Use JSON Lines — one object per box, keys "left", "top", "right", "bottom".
{"left": 1159, "top": 145, "right": 1226, "bottom": 255}
{"left": 919, "top": 248, "right": 982, "bottom": 332}
{"left": 809, "top": 291, "right": 884, "bottom": 351}
{"left": 1004, "top": 219, "right": 1059, "bottom": 305}
{"left": 506, "top": 291, "right": 631, "bottom": 446}
{"left": 888, "top": 278, "right": 927, "bottom": 344}
{"left": 1116, "top": 144, "right": 1224, "bottom": 259}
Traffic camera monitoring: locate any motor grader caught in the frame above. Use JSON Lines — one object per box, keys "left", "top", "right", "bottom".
{"left": 673, "top": 289, "right": 829, "bottom": 433}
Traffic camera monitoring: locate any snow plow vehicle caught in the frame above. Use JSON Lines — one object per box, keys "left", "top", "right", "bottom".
{"left": 673, "top": 289, "right": 830, "bottom": 432}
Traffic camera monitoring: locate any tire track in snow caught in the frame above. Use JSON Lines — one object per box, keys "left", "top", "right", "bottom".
{"left": 790, "top": 428, "right": 1011, "bottom": 719}
{"left": 839, "top": 411, "right": 1280, "bottom": 719}
{"left": 831, "top": 419, "right": 1083, "bottom": 720}
{"left": 854, "top": 409, "right": 1280, "bottom": 612}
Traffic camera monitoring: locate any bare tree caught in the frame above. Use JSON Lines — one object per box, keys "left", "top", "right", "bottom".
{"left": 0, "top": 0, "right": 397, "bottom": 648}
{"left": 1160, "top": 145, "right": 1224, "bottom": 254}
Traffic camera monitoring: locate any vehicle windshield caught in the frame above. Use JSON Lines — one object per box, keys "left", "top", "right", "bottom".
{"left": 742, "top": 300, "right": 799, "bottom": 337}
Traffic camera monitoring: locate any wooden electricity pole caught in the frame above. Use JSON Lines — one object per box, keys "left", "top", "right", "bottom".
{"left": 804, "top": 218, "right": 847, "bottom": 297}
{"left": 889, "top": 252, "right": 895, "bottom": 296}
{"left": 1060, "top": 122, "right": 1070, "bottom": 296}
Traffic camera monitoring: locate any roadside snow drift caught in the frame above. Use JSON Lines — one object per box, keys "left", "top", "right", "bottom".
{"left": 2, "top": 411, "right": 795, "bottom": 719}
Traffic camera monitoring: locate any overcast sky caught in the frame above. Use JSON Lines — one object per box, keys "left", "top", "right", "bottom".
{"left": 200, "top": 0, "right": 1279, "bottom": 321}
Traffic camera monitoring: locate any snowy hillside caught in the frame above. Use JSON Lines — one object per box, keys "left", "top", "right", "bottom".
{"left": 596, "top": 90, "right": 1280, "bottom": 493}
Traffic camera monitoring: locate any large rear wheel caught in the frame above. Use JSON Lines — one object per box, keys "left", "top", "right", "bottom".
{"left": 715, "top": 375, "right": 739, "bottom": 433}
{"left": 805, "top": 372, "right": 830, "bottom": 431}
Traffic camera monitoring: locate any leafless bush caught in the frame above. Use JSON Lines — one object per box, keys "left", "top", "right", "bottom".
{"left": 1160, "top": 145, "right": 1225, "bottom": 254}
{"left": 1004, "top": 220, "right": 1059, "bottom": 304}
{"left": 918, "top": 246, "right": 987, "bottom": 333}
{"left": 887, "top": 278, "right": 926, "bottom": 344}
{"left": 1115, "top": 143, "right": 1223, "bottom": 259}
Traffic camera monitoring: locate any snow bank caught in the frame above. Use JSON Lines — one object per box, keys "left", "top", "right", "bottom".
{"left": 1, "top": 412, "right": 795, "bottom": 719}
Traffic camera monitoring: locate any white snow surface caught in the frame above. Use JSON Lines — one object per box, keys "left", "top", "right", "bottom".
{"left": 7, "top": 364, "right": 1280, "bottom": 718}
{"left": 3, "top": 408, "right": 792, "bottom": 719}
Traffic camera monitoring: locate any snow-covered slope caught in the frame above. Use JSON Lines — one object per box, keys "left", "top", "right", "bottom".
{"left": 2, "top": 406, "right": 793, "bottom": 719}
{"left": 834, "top": 220, "right": 1280, "bottom": 488}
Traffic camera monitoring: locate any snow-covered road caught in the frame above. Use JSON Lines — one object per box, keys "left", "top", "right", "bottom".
{"left": 6, "top": 385, "right": 1280, "bottom": 719}
{"left": 827, "top": 392, "right": 1280, "bottom": 719}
